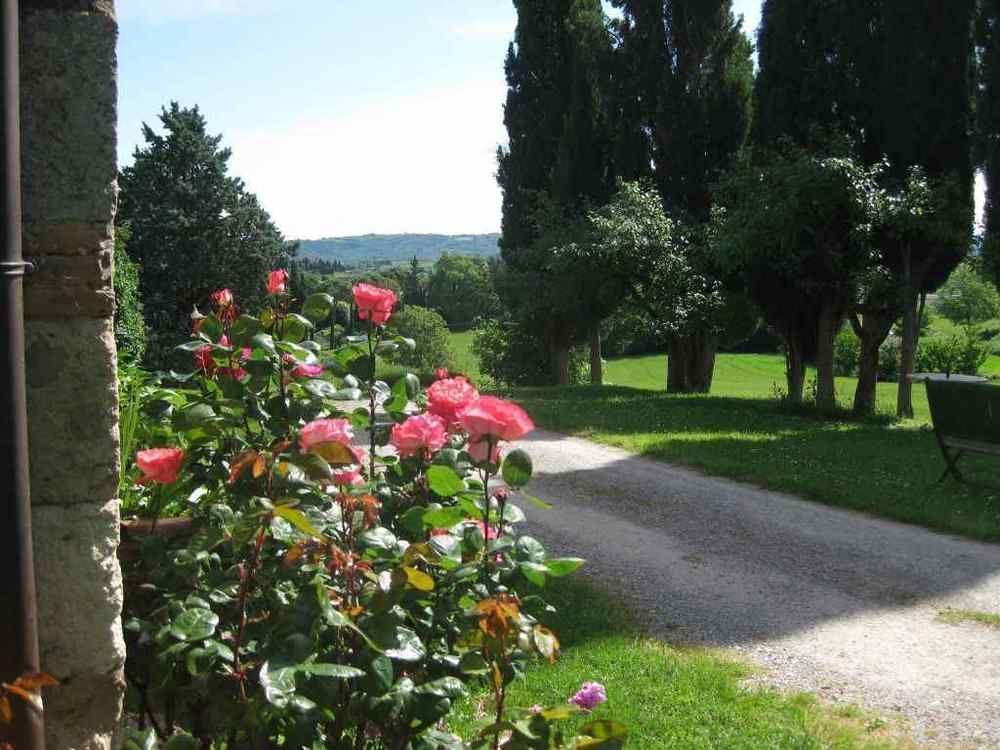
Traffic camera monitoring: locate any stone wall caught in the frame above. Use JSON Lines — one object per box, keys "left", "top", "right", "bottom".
{"left": 20, "top": 1, "right": 124, "bottom": 748}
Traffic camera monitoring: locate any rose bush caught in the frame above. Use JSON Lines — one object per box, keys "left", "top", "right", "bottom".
{"left": 120, "top": 277, "right": 626, "bottom": 749}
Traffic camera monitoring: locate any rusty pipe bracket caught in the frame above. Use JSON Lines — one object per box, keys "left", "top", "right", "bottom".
{"left": 0, "top": 259, "right": 33, "bottom": 276}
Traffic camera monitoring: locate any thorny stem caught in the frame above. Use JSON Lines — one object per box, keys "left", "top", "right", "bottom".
{"left": 233, "top": 523, "right": 267, "bottom": 701}
{"left": 367, "top": 319, "right": 378, "bottom": 478}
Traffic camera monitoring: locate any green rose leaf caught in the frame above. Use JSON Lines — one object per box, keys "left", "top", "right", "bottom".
{"left": 259, "top": 659, "right": 297, "bottom": 708}
{"left": 302, "top": 292, "right": 334, "bottom": 324}
{"left": 301, "top": 663, "right": 365, "bottom": 679}
{"left": 274, "top": 505, "right": 322, "bottom": 538}
{"left": 169, "top": 608, "right": 219, "bottom": 641}
{"left": 501, "top": 449, "right": 533, "bottom": 488}
{"left": 427, "top": 465, "right": 464, "bottom": 497}
{"left": 230, "top": 315, "right": 262, "bottom": 347}
{"left": 519, "top": 561, "right": 548, "bottom": 587}
{"left": 545, "top": 557, "right": 584, "bottom": 577}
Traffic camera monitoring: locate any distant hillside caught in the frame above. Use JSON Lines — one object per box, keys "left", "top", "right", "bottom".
{"left": 295, "top": 233, "right": 500, "bottom": 266}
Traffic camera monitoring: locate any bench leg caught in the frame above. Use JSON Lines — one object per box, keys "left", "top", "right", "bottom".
{"left": 937, "top": 448, "right": 965, "bottom": 484}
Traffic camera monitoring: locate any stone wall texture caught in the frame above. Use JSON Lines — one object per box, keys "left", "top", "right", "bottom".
{"left": 20, "top": 1, "right": 125, "bottom": 748}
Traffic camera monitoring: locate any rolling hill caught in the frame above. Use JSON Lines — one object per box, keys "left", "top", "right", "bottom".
{"left": 295, "top": 233, "right": 500, "bottom": 266}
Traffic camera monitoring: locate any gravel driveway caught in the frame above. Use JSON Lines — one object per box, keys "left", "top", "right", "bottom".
{"left": 514, "top": 430, "right": 1000, "bottom": 748}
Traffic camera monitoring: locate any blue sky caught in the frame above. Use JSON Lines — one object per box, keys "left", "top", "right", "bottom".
{"left": 119, "top": 2, "right": 986, "bottom": 241}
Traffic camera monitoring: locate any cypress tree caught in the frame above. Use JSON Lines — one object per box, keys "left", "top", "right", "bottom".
{"left": 978, "top": 0, "right": 1000, "bottom": 284}
{"left": 497, "top": 0, "right": 615, "bottom": 384}
{"left": 611, "top": 0, "right": 754, "bottom": 392}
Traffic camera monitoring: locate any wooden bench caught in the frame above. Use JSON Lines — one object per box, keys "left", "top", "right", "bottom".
{"left": 925, "top": 378, "right": 1000, "bottom": 482}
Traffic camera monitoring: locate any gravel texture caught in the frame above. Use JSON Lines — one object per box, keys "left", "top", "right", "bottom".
{"left": 514, "top": 430, "right": 1000, "bottom": 748}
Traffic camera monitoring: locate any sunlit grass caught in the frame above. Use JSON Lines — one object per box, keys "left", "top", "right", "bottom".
{"left": 447, "top": 579, "right": 911, "bottom": 749}
{"left": 937, "top": 608, "right": 1000, "bottom": 630}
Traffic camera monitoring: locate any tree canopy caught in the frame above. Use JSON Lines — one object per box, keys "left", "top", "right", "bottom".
{"left": 118, "top": 103, "right": 294, "bottom": 365}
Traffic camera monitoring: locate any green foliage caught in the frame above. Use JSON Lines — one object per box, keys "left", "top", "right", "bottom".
{"left": 834, "top": 327, "right": 900, "bottom": 382}
{"left": 915, "top": 329, "right": 990, "bottom": 376}
{"left": 386, "top": 305, "right": 454, "bottom": 375}
{"left": 118, "top": 103, "right": 294, "bottom": 367}
{"left": 119, "top": 281, "right": 606, "bottom": 748}
{"left": 979, "top": 1, "right": 1000, "bottom": 283}
{"left": 426, "top": 253, "right": 500, "bottom": 327}
{"left": 113, "top": 226, "right": 147, "bottom": 363}
{"left": 472, "top": 319, "right": 588, "bottom": 387}
{"left": 934, "top": 261, "right": 1000, "bottom": 325}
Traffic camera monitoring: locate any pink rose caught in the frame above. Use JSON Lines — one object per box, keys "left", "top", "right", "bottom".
{"left": 332, "top": 466, "right": 364, "bottom": 486}
{"left": 291, "top": 362, "right": 325, "bottom": 379}
{"left": 352, "top": 283, "right": 397, "bottom": 326}
{"left": 217, "top": 365, "right": 247, "bottom": 381}
{"left": 426, "top": 377, "right": 479, "bottom": 428}
{"left": 299, "top": 418, "right": 354, "bottom": 452}
{"left": 211, "top": 288, "right": 233, "bottom": 308}
{"left": 472, "top": 520, "right": 498, "bottom": 540}
{"left": 569, "top": 682, "right": 607, "bottom": 711}
{"left": 390, "top": 413, "right": 447, "bottom": 459}
{"left": 467, "top": 439, "right": 502, "bottom": 465}
{"left": 135, "top": 448, "right": 185, "bottom": 485}
{"left": 458, "top": 396, "right": 534, "bottom": 442}
{"left": 267, "top": 269, "right": 289, "bottom": 295}
{"left": 434, "top": 367, "right": 450, "bottom": 381}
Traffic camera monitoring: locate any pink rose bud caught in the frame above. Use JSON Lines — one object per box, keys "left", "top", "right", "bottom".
{"left": 290, "top": 362, "right": 325, "bottom": 379}
{"left": 351, "top": 283, "right": 398, "bottom": 326}
{"left": 331, "top": 466, "right": 364, "bottom": 486}
{"left": 135, "top": 447, "right": 185, "bottom": 485}
{"left": 390, "top": 413, "right": 448, "bottom": 459}
{"left": 211, "top": 288, "right": 234, "bottom": 308}
{"left": 267, "top": 269, "right": 289, "bottom": 295}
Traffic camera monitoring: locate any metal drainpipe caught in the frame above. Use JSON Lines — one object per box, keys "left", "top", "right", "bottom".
{"left": 0, "top": 0, "right": 44, "bottom": 748}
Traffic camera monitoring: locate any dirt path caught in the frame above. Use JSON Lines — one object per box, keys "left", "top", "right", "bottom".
{"left": 514, "top": 430, "right": 1000, "bottom": 748}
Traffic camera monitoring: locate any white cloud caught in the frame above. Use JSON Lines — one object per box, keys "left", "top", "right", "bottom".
{"left": 449, "top": 20, "right": 515, "bottom": 43}
{"left": 226, "top": 81, "right": 508, "bottom": 239}
{"left": 116, "top": 0, "right": 281, "bottom": 24}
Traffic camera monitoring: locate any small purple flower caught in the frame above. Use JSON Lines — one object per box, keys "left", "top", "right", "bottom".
{"left": 569, "top": 681, "right": 607, "bottom": 711}
{"left": 528, "top": 704, "right": 544, "bottom": 715}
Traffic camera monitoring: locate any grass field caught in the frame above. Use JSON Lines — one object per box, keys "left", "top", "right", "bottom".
{"left": 449, "top": 333, "right": 1000, "bottom": 541}
{"left": 447, "top": 579, "right": 909, "bottom": 749}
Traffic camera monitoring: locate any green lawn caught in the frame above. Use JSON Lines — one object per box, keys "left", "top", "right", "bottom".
{"left": 449, "top": 335, "right": 1000, "bottom": 540}
{"left": 448, "top": 579, "right": 908, "bottom": 749}
{"left": 448, "top": 329, "right": 483, "bottom": 384}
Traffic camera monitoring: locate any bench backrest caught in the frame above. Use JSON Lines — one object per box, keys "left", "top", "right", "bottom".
{"left": 925, "top": 379, "right": 1000, "bottom": 444}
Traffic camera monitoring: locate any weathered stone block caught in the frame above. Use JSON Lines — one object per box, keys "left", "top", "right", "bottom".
{"left": 25, "top": 318, "right": 120, "bottom": 508}
{"left": 19, "top": 6, "right": 118, "bottom": 229}
{"left": 32, "top": 501, "right": 124, "bottom": 750}
{"left": 24, "top": 243, "right": 115, "bottom": 318}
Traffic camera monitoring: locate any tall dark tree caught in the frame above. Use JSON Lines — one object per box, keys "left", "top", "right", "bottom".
{"left": 978, "top": 0, "right": 1000, "bottom": 284}
{"left": 497, "top": 0, "right": 615, "bottom": 384}
{"left": 874, "top": 0, "right": 976, "bottom": 416}
{"left": 753, "top": 0, "right": 976, "bottom": 416}
{"left": 119, "top": 103, "right": 294, "bottom": 365}
{"left": 611, "top": 0, "right": 754, "bottom": 392}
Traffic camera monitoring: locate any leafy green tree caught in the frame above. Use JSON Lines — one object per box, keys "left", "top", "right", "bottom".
{"left": 400, "top": 256, "right": 428, "bottom": 307}
{"left": 935, "top": 260, "right": 1000, "bottom": 325}
{"left": 426, "top": 253, "right": 500, "bottom": 328}
{"left": 714, "top": 149, "right": 882, "bottom": 410}
{"left": 497, "top": 0, "right": 615, "bottom": 384}
{"left": 386, "top": 305, "right": 455, "bottom": 375}
{"left": 112, "top": 226, "right": 146, "bottom": 363}
{"left": 612, "top": 0, "right": 754, "bottom": 391}
{"left": 118, "top": 103, "right": 294, "bottom": 365}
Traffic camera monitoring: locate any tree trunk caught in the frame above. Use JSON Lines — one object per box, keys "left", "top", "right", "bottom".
{"left": 785, "top": 338, "right": 805, "bottom": 406}
{"left": 552, "top": 345, "right": 571, "bottom": 386}
{"left": 666, "top": 333, "right": 717, "bottom": 393}
{"left": 814, "top": 300, "right": 839, "bottom": 413}
{"left": 850, "top": 309, "right": 895, "bottom": 417}
{"left": 897, "top": 247, "right": 917, "bottom": 419}
{"left": 589, "top": 325, "right": 603, "bottom": 385}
